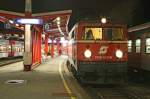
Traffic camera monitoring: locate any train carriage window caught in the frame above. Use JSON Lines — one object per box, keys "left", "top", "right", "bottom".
{"left": 83, "top": 27, "right": 102, "bottom": 40}
{"left": 7, "top": 45, "right": 11, "bottom": 52}
{"left": 12, "top": 45, "right": 16, "bottom": 52}
{"left": 0, "top": 45, "right": 2, "bottom": 52}
{"left": 128, "top": 40, "right": 132, "bottom": 52}
{"left": 146, "top": 38, "right": 150, "bottom": 53}
{"left": 135, "top": 39, "right": 141, "bottom": 53}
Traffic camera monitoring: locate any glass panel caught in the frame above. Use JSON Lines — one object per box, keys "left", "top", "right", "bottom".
{"left": 103, "top": 28, "right": 123, "bottom": 40}
{"left": 136, "top": 39, "right": 141, "bottom": 46}
{"left": 128, "top": 46, "right": 132, "bottom": 52}
{"left": 83, "top": 27, "right": 123, "bottom": 40}
{"left": 128, "top": 40, "right": 132, "bottom": 47}
{"left": 12, "top": 46, "right": 16, "bottom": 52}
{"left": 7, "top": 45, "right": 11, "bottom": 52}
{"left": 146, "top": 46, "right": 150, "bottom": 53}
{"left": 83, "top": 28, "right": 102, "bottom": 40}
{"left": 146, "top": 38, "right": 150, "bottom": 46}
{"left": 112, "top": 28, "right": 123, "bottom": 40}
{"left": 136, "top": 46, "right": 140, "bottom": 53}
{"left": 103, "top": 28, "right": 112, "bottom": 40}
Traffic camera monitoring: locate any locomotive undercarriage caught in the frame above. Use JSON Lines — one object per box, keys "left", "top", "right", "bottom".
{"left": 70, "top": 61, "right": 127, "bottom": 84}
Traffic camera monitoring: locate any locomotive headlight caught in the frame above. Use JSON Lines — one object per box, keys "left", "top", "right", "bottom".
{"left": 115, "top": 50, "right": 123, "bottom": 58}
{"left": 84, "top": 49, "right": 92, "bottom": 58}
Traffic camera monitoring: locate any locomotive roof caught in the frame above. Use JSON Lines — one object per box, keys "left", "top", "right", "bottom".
{"left": 75, "top": 20, "right": 126, "bottom": 27}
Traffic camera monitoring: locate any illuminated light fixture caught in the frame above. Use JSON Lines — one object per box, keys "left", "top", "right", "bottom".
{"left": 16, "top": 18, "right": 43, "bottom": 24}
{"left": 21, "top": 26, "right": 24, "bottom": 29}
{"left": 56, "top": 17, "right": 61, "bottom": 25}
{"left": 84, "top": 49, "right": 92, "bottom": 58}
{"left": 101, "top": 17, "right": 107, "bottom": 24}
{"left": 55, "top": 17, "right": 63, "bottom": 35}
{"left": 15, "top": 24, "right": 19, "bottom": 27}
{"left": 9, "top": 20, "right": 14, "bottom": 24}
{"left": 53, "top": 40, "right": 56, "bottom": 43}
{"left": 48, "top": 39, "right": 52, "bottom": 43}
{"left": 57, "top": 21, "right": 60, "bottom": 25}
{"left": 42, "top": 34, "right": 45, "bottom": 38}
{"left": 56, "top": 17, "right": 60, "bottom": 21}
{"left": 115, "top": 50, "right": 123, "bottom": 58}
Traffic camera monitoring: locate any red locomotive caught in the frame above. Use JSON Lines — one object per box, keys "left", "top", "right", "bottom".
{"left": 66, "top": 20, "right": 128, "bottom": 84}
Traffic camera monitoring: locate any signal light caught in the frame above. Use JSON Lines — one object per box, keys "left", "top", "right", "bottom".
{"left": 101, "top": 17, "right": 107, "bottom": 24}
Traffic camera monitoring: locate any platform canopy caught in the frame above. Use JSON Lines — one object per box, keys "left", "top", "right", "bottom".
{"left": 0, "top": 9, "right": 72, "bottom": 39}
{"left": 32, "top": 10, "right": 72, "bottom": 38}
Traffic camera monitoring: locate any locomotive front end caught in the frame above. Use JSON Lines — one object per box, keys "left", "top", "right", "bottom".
{"left": 75, "top": 23, "right": 128, "bottom": 84}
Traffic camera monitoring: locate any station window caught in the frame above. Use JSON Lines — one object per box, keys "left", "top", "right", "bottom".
{"left": 128, "top": 40, "right": 132, "bottom": 52}
{"left": 146, "top": 38, "right": 150, "bottom": 53}
{"left": 135, "top": 39, "right": 141, "bottom": 53}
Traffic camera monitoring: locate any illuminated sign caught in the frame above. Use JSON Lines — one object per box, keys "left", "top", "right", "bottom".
{"left": 16, "top": 18, "right": 43, "bottom": 24}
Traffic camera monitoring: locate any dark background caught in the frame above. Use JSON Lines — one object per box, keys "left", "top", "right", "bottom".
{"left": 0, "top": 0, "right": 150, "bottom": 29}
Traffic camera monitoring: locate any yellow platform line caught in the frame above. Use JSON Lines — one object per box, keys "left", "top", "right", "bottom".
{"left": 59, "top": 62, "right": 76, "bottom": 99}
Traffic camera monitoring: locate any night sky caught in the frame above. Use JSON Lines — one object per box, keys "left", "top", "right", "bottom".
{"left": 0, "top": 0, "right": 150, "bottom": 28}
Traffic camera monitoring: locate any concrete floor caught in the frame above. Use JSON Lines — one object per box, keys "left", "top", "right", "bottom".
{"left": 0, "top": 55, "right": 84, "bottom": 99}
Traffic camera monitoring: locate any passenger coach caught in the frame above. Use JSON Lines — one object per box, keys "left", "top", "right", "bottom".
{"left": 128, "top": 22, "right": 150, "bottom": 81}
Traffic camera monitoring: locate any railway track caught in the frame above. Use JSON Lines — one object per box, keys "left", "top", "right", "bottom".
{"left": 66, "top": 60, "right": 150, "bottom": 99}
{"left": 84, "top": 84, "right": 150, "bottom": 99}
{"left": 96, "top": 87, "right": 138, "bottom": 99}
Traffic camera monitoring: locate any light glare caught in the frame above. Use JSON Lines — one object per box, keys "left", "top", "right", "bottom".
{"left": 56, "top": 17, "right": 60, "bottom": 21}
{"left": 101, "top": 18, "right": 107, "bottom": 24}
{"left": 9, "top": 20, "right": 14, "bottom": 24}
{"left": 84, "top": 49, "right": 92, "bottom": 58}
{"left": 116, "top": 50, "right": 123, "bottom": 58}
{"left": 16, "top": 19, "right": 43, "bottom": 24}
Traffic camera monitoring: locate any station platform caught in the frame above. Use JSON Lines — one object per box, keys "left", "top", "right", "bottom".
{"left": 0, "top": 55, "right": 88, "bottom": 99}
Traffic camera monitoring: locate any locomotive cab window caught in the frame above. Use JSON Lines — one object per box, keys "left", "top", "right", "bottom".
{"left": 135, "top": 39, "right": 141, "bottom": 53}
{"left": 103, "top": 28, "right": 123, "bottom": 40}
{"left": 128, "top": 40, "right": 132, "bottom": 52}
{"left": 146, "top": 38, "right": 150, "bottom": 53}
{"left": 83, "top": 27, "right": 102, "bottom": 40}
{"left": 83, "top": 27, "right": 123, "bottom": 40}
